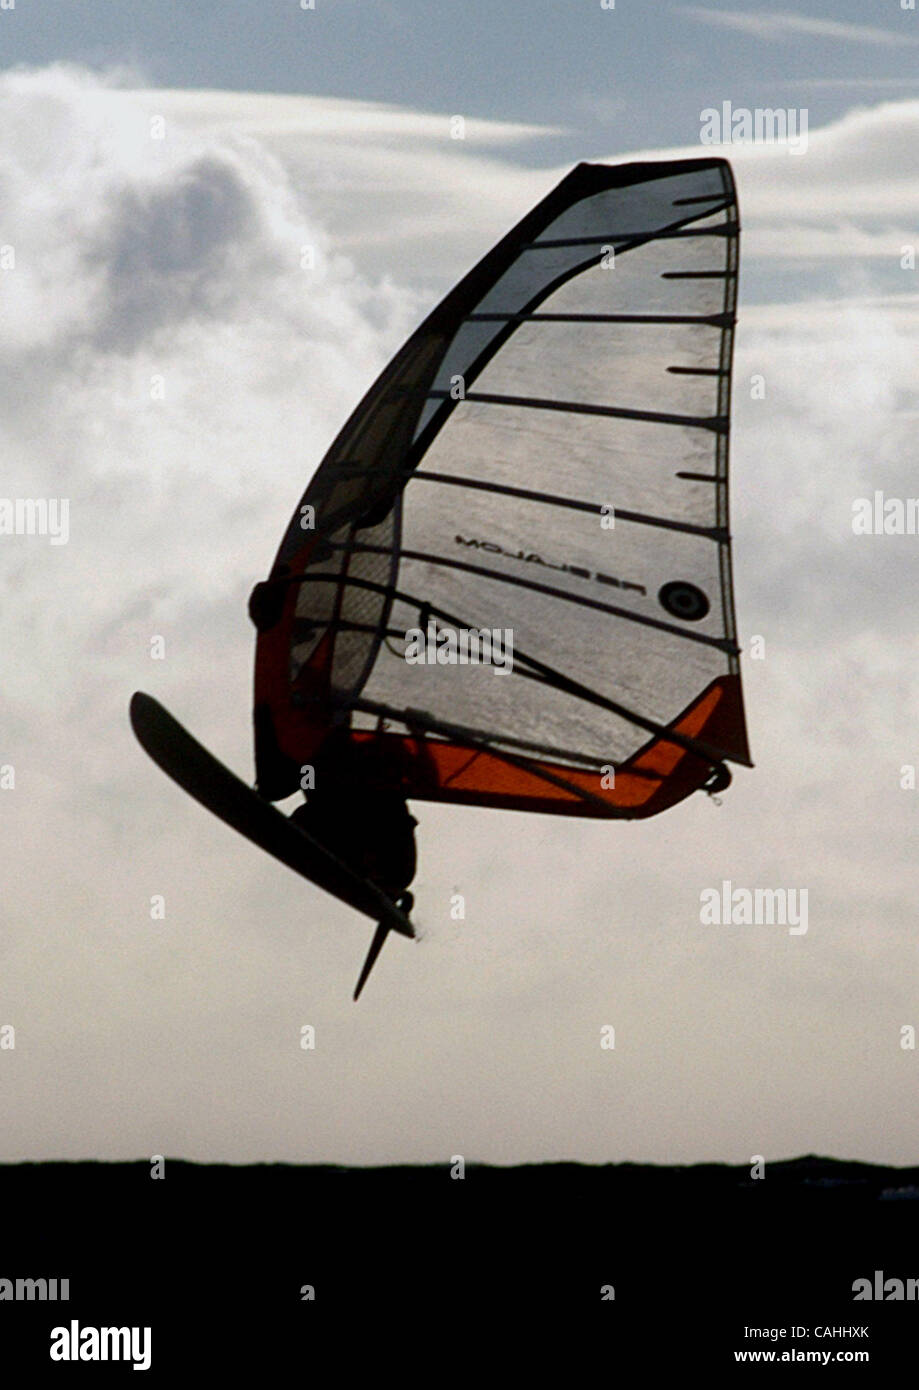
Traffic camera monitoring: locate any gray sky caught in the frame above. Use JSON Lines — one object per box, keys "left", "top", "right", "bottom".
{"left": 2, "top": 3, "right": 918, "bottom": 1166}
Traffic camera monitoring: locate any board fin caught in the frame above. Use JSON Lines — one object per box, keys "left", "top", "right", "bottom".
{"left": 353, "top": 922, "right": 391, "bottom": 1001}
{"left": 353, "top": 890, "right": 414, "bottom": 999}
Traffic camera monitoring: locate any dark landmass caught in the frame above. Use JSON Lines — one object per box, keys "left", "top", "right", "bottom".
{"left": 2, "top": 1155, "right": 917, "bottom": 1375}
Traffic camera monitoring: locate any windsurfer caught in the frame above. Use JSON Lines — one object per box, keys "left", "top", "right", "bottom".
{"left": 289, "top": 726, "right": 418, "bottom": 911}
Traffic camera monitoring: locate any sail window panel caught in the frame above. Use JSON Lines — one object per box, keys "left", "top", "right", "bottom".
{"left": 361, "top": 559, "right": 728, "bottom": 765}
{"left": 413, "top": 401, "right": 719, "bottom": 526}
{"left": 472, "top": 241, "right": 601, "bottom": 318}
{"left": 538, "top": 241, "right": 730, "bottom": 320}
{"left": 414, "top": 318, "right": 512, "bottom": 438}
{"left": 536, "top": 170, "right": 732, "bottom": 244}
{"left": 399, "top": 486, "right": 727, "bottom": 642}
{"left": 470, "top": 319, "right": 724, "bottom": 417}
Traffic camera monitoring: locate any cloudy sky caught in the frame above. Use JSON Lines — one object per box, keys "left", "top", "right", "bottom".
{"left": 2, "top": 2, "right": 918, "bottom": 1167}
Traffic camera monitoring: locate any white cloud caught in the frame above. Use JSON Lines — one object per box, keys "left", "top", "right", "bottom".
{"left": 128, "top": 83, "right": 569, "bottom": 293}
{"left": 680, "top": 5, "right": 918, "bottom": 48}
{"left": 616, "top": 102, "right": 919, "bottom": 270}
{"left": 779, "top": 78, "right": 919, "bottom": 90}
{"left": 152, "top": 84, "right": 568, "bottom": 144}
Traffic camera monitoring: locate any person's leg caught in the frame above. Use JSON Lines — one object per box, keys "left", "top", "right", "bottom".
{"left": 292, "top": 791, "right": 417, "bottom": 898}
{"left": 290, "top": 796, "right": 355, "bottom": 867}
{"left": 363, "top": 804, "right": 416, "bottom": 898}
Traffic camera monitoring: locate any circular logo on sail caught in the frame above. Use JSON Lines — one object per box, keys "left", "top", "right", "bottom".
{"left": 658, "top": 580, "right": 710, "bottom": 622}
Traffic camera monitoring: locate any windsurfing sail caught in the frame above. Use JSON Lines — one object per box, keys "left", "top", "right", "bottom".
{"left": 250, "top": 157, "right": 752, "bottom": 819}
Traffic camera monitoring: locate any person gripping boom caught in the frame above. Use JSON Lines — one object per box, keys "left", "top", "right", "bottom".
{"left": 289, "top": 725, "right": 418, "bottom": 915}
